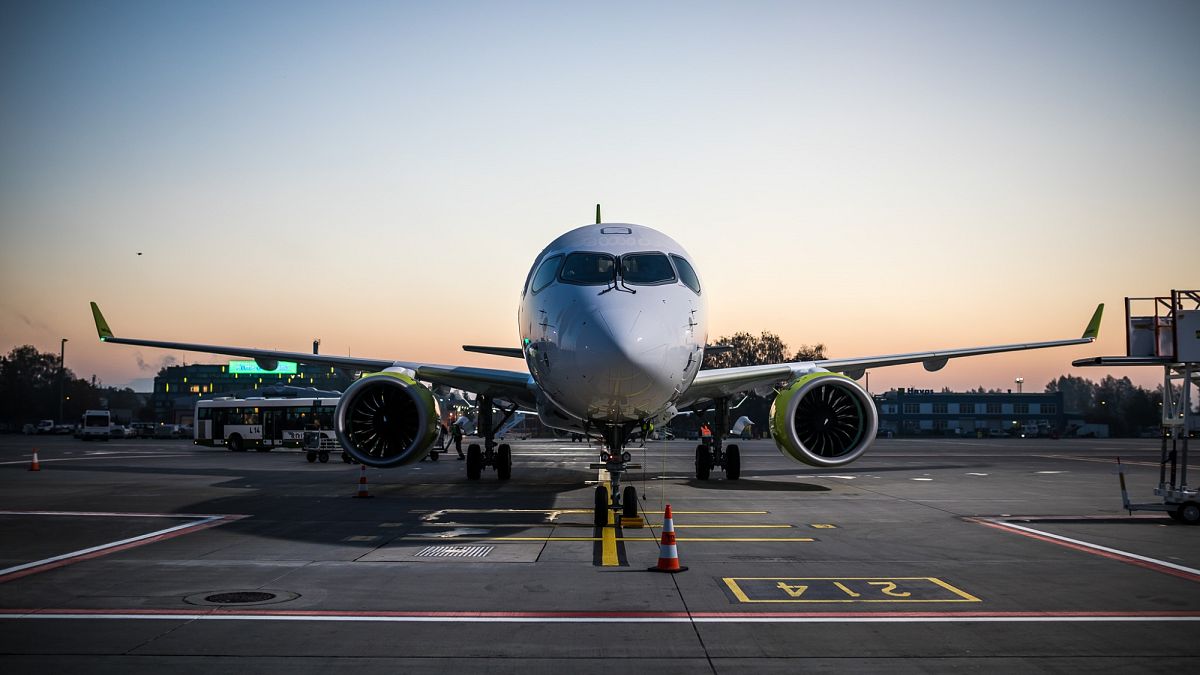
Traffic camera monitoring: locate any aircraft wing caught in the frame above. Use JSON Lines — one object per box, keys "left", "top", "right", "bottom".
{"left": 90, "top": 302, "right": 535, "bottom": 402}
{"left": 679, "top": 304, "right": 1104, "bottom": 405}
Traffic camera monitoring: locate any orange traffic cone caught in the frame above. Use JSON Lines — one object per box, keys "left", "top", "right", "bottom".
{"left": 29, "top": 449, "right": 41, "bottom": 472}
{"left": 648, "top": 504, "right": 687, "bottom": 573}
{"left": 353, "top": 464, "right": 372, "bottom": 498}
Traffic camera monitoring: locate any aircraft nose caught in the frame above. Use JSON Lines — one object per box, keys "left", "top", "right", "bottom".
{"left": 572, "top": 305, "right": 691, "bottom": 409}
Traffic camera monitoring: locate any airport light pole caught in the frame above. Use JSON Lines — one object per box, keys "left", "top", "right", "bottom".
{"left": 1015, "top": 377, "right": 1023, "bottom": 394}
{"left": 58, "top": 338, "right": 68, "bottom": 424}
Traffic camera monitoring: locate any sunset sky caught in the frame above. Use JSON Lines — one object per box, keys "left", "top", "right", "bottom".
{"left": 2, "top": 1, "right": 1197, "bottom": 393}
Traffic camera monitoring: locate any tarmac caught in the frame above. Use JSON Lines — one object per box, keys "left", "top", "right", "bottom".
{"left": 1, "top": 433, "right": 1197, "bottom": 673}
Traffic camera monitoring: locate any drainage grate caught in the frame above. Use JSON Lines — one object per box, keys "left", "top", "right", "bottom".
{"left": 205, "top": 591, "right": 277, "bottom": 604}
{"left": 415, "top": 545, "right": 493, "bottom": 558}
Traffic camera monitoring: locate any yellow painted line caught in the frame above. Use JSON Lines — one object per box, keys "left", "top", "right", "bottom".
{"left": 401, "top": 537, "right": 816, "bottom": 542}
{"left": 722, "top": 577, "right": 981, "bottom": 603}
{"left": 672, "top": 510, "right": 773, "bottom": 514}
{"left": 444, "top": 523, "right": 792, "bottom": 529}
{"left": 601, "top": 481, "right": 618, "bottom": 566}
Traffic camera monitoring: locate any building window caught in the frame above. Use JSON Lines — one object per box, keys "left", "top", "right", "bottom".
{"left": 959, "top": 403, "right": 975, "bottom": 414}
{"left": 986, "top": 402, "right": 1001, "bottom": 414}
{"left": 903, "top": 403, "right": 919, "bottom": 414}
{"left": 1014, "top": 403, "right": 1029, "bottom": 414}
{"left": 933, "top": 419, "right": 947, "bottom": 431}
{"left": 932, "top": 403, "right": 948, "bottom": 414}
{"left": 1042, "top": 404, "right": 1057, "bottom": 414}
{"left": 189, "top": 385, "right": 201, "bottom": 393}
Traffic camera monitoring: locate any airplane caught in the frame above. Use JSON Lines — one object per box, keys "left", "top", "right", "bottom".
{"left": 89, "top": 206, "right": 1104, "bottom": 526}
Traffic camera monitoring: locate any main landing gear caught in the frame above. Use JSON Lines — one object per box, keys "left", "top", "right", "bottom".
{"left": 465, "top": 395, "right": 514, "bottom": 481}
{"left": 695, "top": 397, "right": 741, "bottom": 481}
{"left": 590, "top": 428, "right": 642, "bottom": 528}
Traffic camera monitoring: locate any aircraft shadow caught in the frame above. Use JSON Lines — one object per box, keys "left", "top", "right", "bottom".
{"left": 684, "top": 478, "right": 829, "bottom": 492}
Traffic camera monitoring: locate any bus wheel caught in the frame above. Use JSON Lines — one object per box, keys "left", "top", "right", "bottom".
{"left": 341, "top": 452, "right": 352, "bottom": 464}
{"left": 318, "top": 451, "right": 329, "bottom": 463}
{"left": 306, "top": 451, "right": 317, "bottom": 463}
{"left": 228, "top": 434, "right": 244, "bottom": 452}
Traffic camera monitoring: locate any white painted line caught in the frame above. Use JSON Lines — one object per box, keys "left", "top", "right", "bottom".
{"left": 0, "top": 516, "right": 223, "bottom": 578}
{"left": 966, "top": 473, "right": 989, "bottom": 476}
{"left": 0, "top": 454, "right": 191, "bottom": 466}
{"left": 911, "top": 478, "right": 933, "bottom": 481}
{"left": 812, "top": 475, "right": 856, "bottom": 480}
{"left": 992, "top": 521, "right": 1200, "bottom": 578}
{"left": 1035, "top": 471, "right": 1067, "bottom": 474}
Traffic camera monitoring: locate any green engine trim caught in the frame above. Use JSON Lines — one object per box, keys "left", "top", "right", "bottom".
{"left": 770, "top": 371, "right": 870, "bottom": 467}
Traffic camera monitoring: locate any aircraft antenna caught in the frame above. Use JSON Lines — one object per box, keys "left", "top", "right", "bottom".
{"left": 595, "top": 204, "right": 601, "bottom": 224}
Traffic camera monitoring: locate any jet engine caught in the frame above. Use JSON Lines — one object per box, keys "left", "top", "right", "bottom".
{"left": 770, "top": 372, "right": 878, "bottom": 467}
{"left": 334, "top": 371, "right": 441, "bottom": 468}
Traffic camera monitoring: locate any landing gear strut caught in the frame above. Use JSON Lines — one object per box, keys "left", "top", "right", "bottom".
{"left": 590, "top": 427, "right": 642, "bottom": 527}
{"left": 695, "top": 397, "right": 741, "bottom": 481}
{"left": 464, "top": 395, "right": 513, "bottom": 481}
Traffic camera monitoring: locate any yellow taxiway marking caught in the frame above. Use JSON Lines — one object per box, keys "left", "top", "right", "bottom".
{"left": 424, "top": 523, "right": 792, "bottom": 529}
{"left": 723, "top": 577, "right": 981, "bottom": 603}
{"left": 601, "top": 481, "right": 618, "bottom": 566}
{"left": 401, "top": 536, "right": 816, "bottom": 542}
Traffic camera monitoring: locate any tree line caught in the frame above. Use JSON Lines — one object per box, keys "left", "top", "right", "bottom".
{"left": 0, "top": 345, "right": 147, "bottom": 429}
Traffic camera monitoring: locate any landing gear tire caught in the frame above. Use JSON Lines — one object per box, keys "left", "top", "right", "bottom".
{"left": 318, "top": 450, "right": 329, "bottom": 463}
{"left": 594, "top": 485, "right": 609, "bottom": 528}
{"left": 695, "top": 444, "right": 711, "bottom": 480}
{"left": 1178, "top": 501, "right": 1200, "bottom": 525}
{"left": 306, "top": 451, "right": 316, "bottom": 463}
{"left": 429, "top": 451, "right": 439, "bottom": 462}
{"left": 622, "top": 485, "right": 638, "bottom": 519}
{"left": 228, "top": 434, "right": 244, "bottom": 452}
{"left": 725, "top": 444, "right": 741, "bottom": 480}
{"left": 466, "top": 444, "right": 482, "bottom": 480}
{"left": 497, "top": 444, "right": 512, "bottom": 480}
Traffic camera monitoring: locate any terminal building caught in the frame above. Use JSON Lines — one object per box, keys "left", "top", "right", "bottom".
{"left": 152, "top": 359, "right": 357, "bottom": 423}
{"left": 872, "top": 388, "right": 1069, "bottom": 437}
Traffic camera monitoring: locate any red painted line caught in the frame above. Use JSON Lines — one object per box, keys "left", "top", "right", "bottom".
{"left": 971, "top": 518, "right": 1200, "bottom": 583}
{"left": 0, "top": 515, "right": 245, "bottom": 584}
{"left": 2, "top": 608, "right": 1198, "bottom": 619}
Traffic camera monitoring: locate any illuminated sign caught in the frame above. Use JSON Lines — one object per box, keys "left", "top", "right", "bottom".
{"left": 228, "top": 360, "right": 298, "bottom": 375}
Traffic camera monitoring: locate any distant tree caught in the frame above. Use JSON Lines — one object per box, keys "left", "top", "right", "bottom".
{"left": 0, "top": 345, "right": 73, "bottom": 425}
{"left": 1044, "top": 375, "right": 1096, "bottom": 414}
{"left": 792, "top": 343, "right": 826, "bottom": 362}
{"left": 703, "top": 332, "right": 826, "bottom": 370}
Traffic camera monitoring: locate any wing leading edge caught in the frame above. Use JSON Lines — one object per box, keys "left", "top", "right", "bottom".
{"left": 681, "top": 304, "right": 1104, "bottom": 404}
{"left": 89, "top": 302, "right": 535, "bottom": 401}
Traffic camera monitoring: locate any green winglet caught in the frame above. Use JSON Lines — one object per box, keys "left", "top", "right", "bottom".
{"left": 90, "top": 302, "right": 113, "bottom": 341}
{"left": 1082, "top": 303, "right": 1104, "bottom": 340}
{"left": 595, "top": 204, "right": 601, "bottom": 224}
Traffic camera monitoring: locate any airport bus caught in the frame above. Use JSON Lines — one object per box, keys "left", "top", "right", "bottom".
{"left": 81, "top": 409, "right": 111, "bottom": 441}
{"left": 194, "top": 397, "right": 345, "bottom": 462}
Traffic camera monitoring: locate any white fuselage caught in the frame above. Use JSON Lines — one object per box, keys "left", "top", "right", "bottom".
{"left": 517, "top": 224, "right": 708, "bottom": 427}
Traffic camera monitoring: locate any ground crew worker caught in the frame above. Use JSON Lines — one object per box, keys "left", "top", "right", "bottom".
{"left": 452, "top": 418, "right": 465, "bottom": 459}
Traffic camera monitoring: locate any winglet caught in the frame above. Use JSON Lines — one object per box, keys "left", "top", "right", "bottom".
{"left": 1082, "top": 303, "right": 1104, "bottom": 340}
{"left": 595, "top": 204, "right": 601, "bottom": 224}
{"left": 90, "top": 302, "right": 113, "bottom": 341}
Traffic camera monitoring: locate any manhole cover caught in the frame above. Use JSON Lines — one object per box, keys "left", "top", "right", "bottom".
{"left": 206, "top": 591, "right": 277, "bottom": 604}
{"left": 415, "top": 545, "right": 493, "bottom": 558}
{"left": 184, "top": 589, "right": 299, "bottom": 607}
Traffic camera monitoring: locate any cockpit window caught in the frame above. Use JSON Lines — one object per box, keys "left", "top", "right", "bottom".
{"left": 620, "top": 252, "right": 676, "bottom": 285}
{"left": 531, "top": 255, "right": 562, "bottom": 293}
{"left": 671, "top": 254, "right": 701, "bottom": 294}
{"left": 560, "top": 252, "right": 616, "bottom": 285}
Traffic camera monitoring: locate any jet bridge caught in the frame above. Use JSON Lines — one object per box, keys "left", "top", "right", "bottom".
{"left": 1074, "top": 290, "right": 1200, "bottom": 523}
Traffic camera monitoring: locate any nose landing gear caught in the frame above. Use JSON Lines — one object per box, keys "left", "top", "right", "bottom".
{"left": 590, "top": 428, "right": 643, "bottom": 527}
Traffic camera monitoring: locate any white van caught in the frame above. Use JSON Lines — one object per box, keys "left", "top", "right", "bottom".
{"left": 81, "top": 410, "right": 111, "bottom": 441}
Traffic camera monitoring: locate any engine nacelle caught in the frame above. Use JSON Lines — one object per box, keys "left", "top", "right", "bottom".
{"left": 334, "top": 371, "right": 441, "bottom": 468}
{"left": 770, "top": 372, "right": 878, "bottom": 467}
